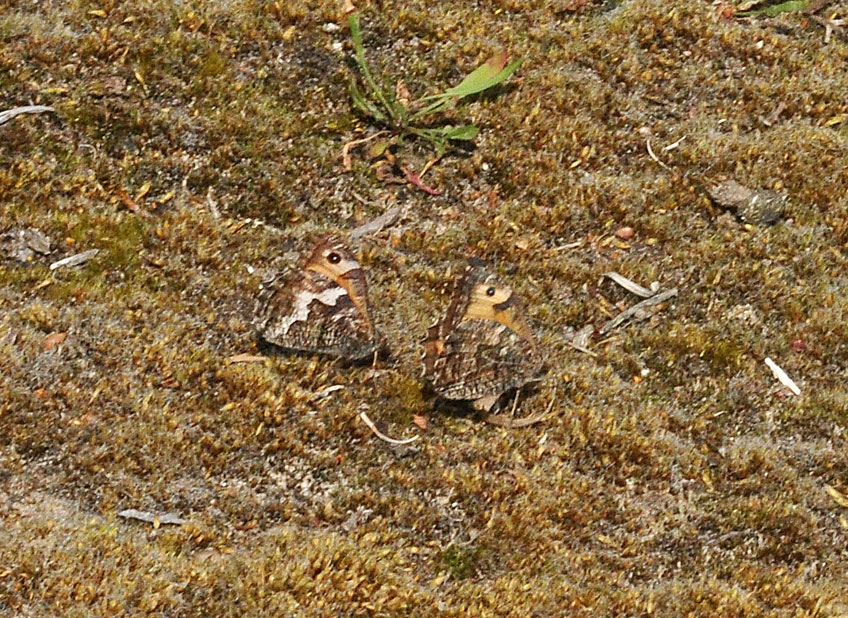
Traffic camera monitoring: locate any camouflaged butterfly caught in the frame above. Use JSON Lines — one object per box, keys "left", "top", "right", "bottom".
{"left": 423, "top": 259, "right": 544, "bottom": 412}
{"left": 256, "top": 235, "right": 378, "bottom": 361}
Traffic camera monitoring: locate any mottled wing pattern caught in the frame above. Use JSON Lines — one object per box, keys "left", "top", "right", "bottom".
{"left": 257, "top": 235, "right": 377, "bottom": 361}
{"left": 423, "top": 260, "right": 543, "bottom": 408}
{"left": 427, "top": 320, "right": 540, "bottom": 401}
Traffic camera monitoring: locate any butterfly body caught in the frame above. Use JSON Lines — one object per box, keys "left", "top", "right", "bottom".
{"left": 423, "top": 260, "right": 543, "bottom": 411}
{"left": 257, "top": 235, "right": 377, "bottom": 361}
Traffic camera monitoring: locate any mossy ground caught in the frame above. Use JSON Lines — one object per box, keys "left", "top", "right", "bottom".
{"left": 2, "top": 0, "right": 848, "bottom": 615}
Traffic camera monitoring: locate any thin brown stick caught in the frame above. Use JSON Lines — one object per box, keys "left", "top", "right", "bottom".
{"left": 341, "top": 130, "right": 388, "bottom": 171}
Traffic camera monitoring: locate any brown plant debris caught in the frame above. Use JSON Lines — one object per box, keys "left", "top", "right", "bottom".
{"left": 359, "top": 409, "right": 419, "bottom": 445}
{"left": 0, "top": 105, "right": 54, "bottom": 126}
{"left": 118, "top": 509, "right": 187, "bottom": 526}
{"left": 49, "top": 249, "right": 99, "bottom": 271}
{"left": 600, "top": 288, "right": 679, "bottom": 335}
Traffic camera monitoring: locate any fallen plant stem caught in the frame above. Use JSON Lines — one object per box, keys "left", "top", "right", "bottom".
{"left": 600, "top": 288, "right": 678, "bottom": 335}
{"left": 604, "top": 272, "right": 656, "bottom": 298}
{"left": 0, "top": 105, "right": 54, "bottom": 126}
{"left": 341, "top": 130, "right": 388, "bottom": 171}
{"left": 359, "top": 410, "right": 419, "bottom": 445}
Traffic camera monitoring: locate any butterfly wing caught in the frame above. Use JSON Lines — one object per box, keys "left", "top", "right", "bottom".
{"left": 257, "top": 236, "right": 377, "bottom": 361}
{"left": 427, "top": 319, "right": 541, "bottom": 401}
{"left": 423, "top": 261, "right": 543, "bottom": 406}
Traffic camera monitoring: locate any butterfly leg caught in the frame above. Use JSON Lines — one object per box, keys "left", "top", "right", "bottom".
{"left": 509, "top": 388, "right": 520, "bottom": 417}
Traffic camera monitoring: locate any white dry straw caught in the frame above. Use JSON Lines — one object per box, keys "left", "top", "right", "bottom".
{"left": 764, "top": 357, "right": 801, "bottom": 396}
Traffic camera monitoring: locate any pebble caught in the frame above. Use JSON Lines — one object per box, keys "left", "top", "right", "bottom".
{"left": 615, "top": 226, "right": 635, "bottom": 240}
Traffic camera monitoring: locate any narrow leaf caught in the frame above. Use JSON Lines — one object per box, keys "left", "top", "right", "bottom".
{"left": 441, "top": 124, "right": 479, "bottom": 140}
{"left": 349, "top": 79, "right": 386, "bottom": 121}
{"left": 349, "top": 12, "right": 364, "bottom": 58}
{"left": 419, "top": 54, "right": 523, "bottom": 102}
{"left": 409, "top": 97, "right": 454, "bottom": 122}
{"left": 347, "top": 12, "right": 398, "bottom": 122}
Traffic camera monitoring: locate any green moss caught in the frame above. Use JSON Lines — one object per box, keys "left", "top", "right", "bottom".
{"left": 439, "top": 544, "right": 480, "bottom": 580}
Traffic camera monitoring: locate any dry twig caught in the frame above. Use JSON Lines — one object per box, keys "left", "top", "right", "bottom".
{"left": 599, "top": 288, "right": 678, "bottom": 335}
{"left": 764, "top": 357, "right": 801, "bottom": 396}
{"left": 341, "top": 131, "right": 388, "bottom": 171}
{"left": 646, "top": 138, "right": 672, "bottom": 171}
{"left": 350, "top": 205, "right": 404, "bottom": 241}
{"left": 118, "top": 509, "right": 186, "bottom": 526}
{"left": 359, "top": 409, "right": 419, "bottom": 445}
{"left": 604, "top": 272, "right": 656, "bottom": 298}
{"left": 49, "top": 249, "right": 99, "bottom": 271}
{"left": 0, "top": 105, "right": 54, "bottom": 127}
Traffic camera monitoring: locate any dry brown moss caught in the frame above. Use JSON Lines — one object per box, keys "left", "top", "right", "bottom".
{"left": 3, "top": 0, "right": 848, "bottom": 615}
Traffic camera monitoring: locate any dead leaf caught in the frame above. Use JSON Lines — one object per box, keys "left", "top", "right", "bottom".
{"left": 135, "top": 181, "right": 151, "bottom": 201}
{"left": 412, "top": 414, "right": 428, "bottom": 430}
{"left": 705, "top": 179, "right": 785, "bottom": 225}
{"left": 42, "top": 332, "right": 67, "bottom": 350}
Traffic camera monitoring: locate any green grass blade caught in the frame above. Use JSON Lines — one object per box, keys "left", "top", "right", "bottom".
{"left": 349, "top": 79, "right": 386, "bottom": 121}
{"left": 348, "top": 11, "right": 401, "bottom": 123}
{"left": 349, "top": 11, "right": 365, "bottom": 57}
{"left": 411, "top": 124, "right": 478, "bottom": 143}
{"left": 409, "top": 98, "right": 453, "bottom": 122}
{"left": 737, "top": 1, "right": 807, "bottom": 16}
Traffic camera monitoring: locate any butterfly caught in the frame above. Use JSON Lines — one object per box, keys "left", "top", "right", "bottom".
{"left": 422, "top": 259, "right": 544, "bottom": 412}
{"left": 256, "top": 234, "right": 378, "bottom": 361}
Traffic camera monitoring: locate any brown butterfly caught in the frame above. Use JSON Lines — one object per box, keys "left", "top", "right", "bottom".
{"left": 423, "top": 259, "right": 544, "bottom": 411}
{"left": 256, "top": 234, "right": 377, "bottom": 361}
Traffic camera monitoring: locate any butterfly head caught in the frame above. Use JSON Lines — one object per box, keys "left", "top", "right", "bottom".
{"left": 304, "top": 234, "right": 374, "bottom": 334}
{"left": 461, "top": 266, "right": 537, "bottom": 345}
{"left": 305, "top": 237, "right": 362, "bottom": 280}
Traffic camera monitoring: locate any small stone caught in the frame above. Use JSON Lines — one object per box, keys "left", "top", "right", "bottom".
{"left": 1, "top": 227, "right": 51, "bottom": 262}
{"left": 615, "top": 226, "right": 635, "bottom": 240}
{"left": 322, "top": 22, "right": 340, "bottom": 33}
